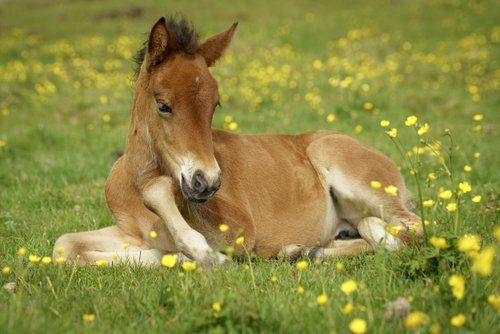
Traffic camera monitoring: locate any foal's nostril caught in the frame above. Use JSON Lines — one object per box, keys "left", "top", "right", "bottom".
{"left": 192, "top": 170, "right": 208, "bottom": 193}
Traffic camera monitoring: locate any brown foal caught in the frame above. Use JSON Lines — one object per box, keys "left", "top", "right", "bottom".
{"left": 53, "top": 17, "right": 422, "bottom": 266}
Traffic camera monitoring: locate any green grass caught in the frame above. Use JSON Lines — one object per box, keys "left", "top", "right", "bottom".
{"left": 0, "top": 0, "right": 499, "bottom": 333}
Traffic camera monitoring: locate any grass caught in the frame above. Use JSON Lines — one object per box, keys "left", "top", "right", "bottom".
{"left": 0, "top": 0, "right": 499, "bottom": 333}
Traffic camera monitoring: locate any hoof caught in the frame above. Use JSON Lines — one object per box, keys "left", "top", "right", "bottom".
{"left": 358, "top": 217, "right": 403, "bottom": 252}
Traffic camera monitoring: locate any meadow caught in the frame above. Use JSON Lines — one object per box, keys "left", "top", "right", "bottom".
{"left": 0, "top": 0, "right": 499, "bottom": 333}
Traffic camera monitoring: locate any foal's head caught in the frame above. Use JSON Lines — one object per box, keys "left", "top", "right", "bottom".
{"left": 136, "top": 17, "right": 237, "bottom": 203}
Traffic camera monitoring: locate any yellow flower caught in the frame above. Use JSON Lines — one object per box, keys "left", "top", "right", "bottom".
{"left": 363, "top": 102, "right": 373, "bottom": 110}
{"left": 386, "top": 225, "right": 402, "bottom": 237}
{"left": 404, "top": 115, "right": 417, "bottom": 126}
{"left": 380, "top": 120, "right": 390, "bottom": 127}
{"left": 428, "top": 172, "right": 437, "bottom": 181}
{"left": 473, "top": 114, "right": 483, "bottom": 121}
{"left": 384, "top": 185, "right": 398, "bottom": 196}
{"left": 403, "top": 311, "right": 430, "bottom": 329}
{"left": 29, "top": 255, "right": 41, "bottom": 263}
{"left": 219, "top": 224, "right": 229, "bottom": 232}
{"left": 472, "top": 195, "right": 481, "bottom": 203}
{"left": 494, "top": 226, "right": 500, "bottom": 241}
{"left": 55, "top": 246, "right": 65, "bottom": 255}
{"left": 95, "top": 259, "right": 108, "bottom": 267}
{"left": 83, "top": 313, "right": 95, "bottom": 324}
{"left": 102, "top": 114, "right": 111, "bottom": 123}
{"left": 336, "top": 262, "right": 345, "bottom": 272}
{"left": 448, "top": 275, "right": 465, "bottom": 300}
{"left": 464, "top": 165, "right": 472, "bottom": 172}
{"left": 429, "top": 236, "right": 449, "bottom": 249}
{"left": 423, "top": 199, "right": 435, "bottom": 207}
{"left": 386, "top": 128, "right": 398, "bottom": 138}
{"left": 457, "top": 234, "right": 481, "bottom": 255}
{"left": 316, "top": 293, "right": 328, "bottom": 305}
{"left": 41, "top": 256, "right": 52, "bottom": 265}
{"left": 271, "top": 275, "right": 278, "bottom": 282}
{"left": 296, "top": 261, "right": 308, "bottom": 270}
{"left": 354, "top": 125, "right": 363, "bottom": 134}
{"left": 0, "top": 140, "right": 7, "bottom": 148}
{"left": 471, "top": 246, "right": 494, "bottom": 276}
{"left": 370, "top": 181, "right": 381, "bottom": 189}
{"left": 326, "top": 114, "right": 336, "bottom": 122}
{"left": 18, "top": 247, "right": 27, "bottom": 256}
{"left": 225, "top": 246, "right": 235, "bottom": 254}
{"left": 297, "top": 285, "right": 305, "bottom": 294}
{"left": 235, "top": 236, "right": 245, "bottom": 245}
{"left": 212, "top": 302, "right": 221, "bottom": 313}
{"left": 474, "top": 152, "right": 480, "bottom": 158}
{"left": 121, "top": 243, "right": 129, "bottom": 250}
{"left": 349, "top": 318, "right": 367, "bottom": 334}
{"left": 458, "top": 181, "right": 471, "bottom": 193}
{"left": 446, "top": 203, "right": 457, "bottom": 212}
{"left": 181, "top": 261, "right": 197, "bottom": 271}
{"left": 99, "top": 95, "right": 108, "bottom": 104}
{"left": 487, "top": 295, "right": 500, "bottom": 312}
{"left": 313, "top": 59, "right": 323, "bottom": 69}
{"left": 55, "top": 257, "right": 66, "bottom": 265}
{"left": 341, "top": 303, "right": 354, "bottom": 314}
{"left": 2, "top": 266, "right": 11, "bottom": 274}
{"left": 228, "top": 121, "right": 238, "bottom": 131}
{"left": 417, "top": 123, "right": 430, "bottom": 135}
{"left": 340, "top": 279, "right": 357, "bottom": 295}
{"left": 161, "top": 254, "right": 178, "bottom": 268}
{"left": 438, "top": 190, "right": 452, "bottom": 200}
{"left": 149, "top": 230, "right": 158, "bottom": 239}
{"left": 450, "top": 314, "right": 466, "bottom": 327}
{"left": 430, "top": 323, "right": 442, "bottom": 334}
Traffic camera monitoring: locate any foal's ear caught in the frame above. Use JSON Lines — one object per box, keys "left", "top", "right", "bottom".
{"left": 198, "top": 22, "right": 238, "bottom": 67}
{"left": 147, "top": 17, "right": 170, "bottom": 67}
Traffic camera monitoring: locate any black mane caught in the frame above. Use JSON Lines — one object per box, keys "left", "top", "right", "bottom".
{"left": 134, "top": 16, "right": 199, "bottom": 77}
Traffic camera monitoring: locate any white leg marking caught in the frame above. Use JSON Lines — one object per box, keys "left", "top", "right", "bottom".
{"left": 358, "top": 217, "right": 402, "bottom": 252}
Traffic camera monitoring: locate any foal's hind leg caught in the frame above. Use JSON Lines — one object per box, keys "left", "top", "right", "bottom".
{"left": 306, "top": 133, "right": 423, "bottom": 245}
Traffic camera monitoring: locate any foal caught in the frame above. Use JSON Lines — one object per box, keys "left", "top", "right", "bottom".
{"left": 54, "top": 17, "right": 422, "bottom": 266}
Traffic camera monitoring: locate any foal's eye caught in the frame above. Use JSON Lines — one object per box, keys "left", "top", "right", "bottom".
{"left": 157, "top": 102, "right": 172, "bottom": 114}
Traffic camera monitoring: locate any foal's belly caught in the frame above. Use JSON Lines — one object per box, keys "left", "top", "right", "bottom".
{"left": 212, "top": 130, "right": 337, "bottom": 257}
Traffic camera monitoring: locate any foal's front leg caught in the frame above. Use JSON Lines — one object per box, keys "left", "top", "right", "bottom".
{"left": 142, "top": 176, "right": 226, "bottom": 266}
